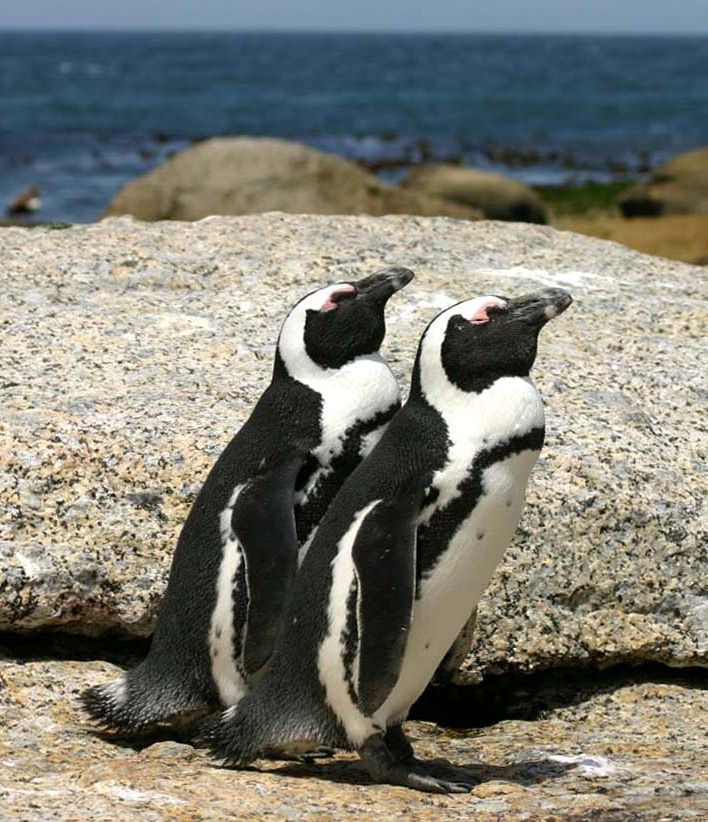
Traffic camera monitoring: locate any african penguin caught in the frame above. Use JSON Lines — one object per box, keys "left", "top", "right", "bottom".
{"left": 203, "top": 287, "right": 572, "bottom": 793}
{"left": 81, "top": 266, "right": 414, "bottom": 734}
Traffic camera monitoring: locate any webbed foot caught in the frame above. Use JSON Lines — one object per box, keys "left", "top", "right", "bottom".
{"left": 360, "top": 733, "right": 474, "bottom": 794}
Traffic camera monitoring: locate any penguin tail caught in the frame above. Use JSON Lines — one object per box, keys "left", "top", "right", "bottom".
{"left": 80, "top": 664, "right": 210, "bottom": 735}
{"left": 199, "top": 691, "right": 281, "bottom": 766}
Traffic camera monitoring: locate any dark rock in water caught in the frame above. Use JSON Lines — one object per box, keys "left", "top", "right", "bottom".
{"left": 104, "top": 137, "right": 482, "bottom": 222}
{"left": 400, "top": 164, "right": 549, "bottom": 224}
{"left": 619, "top": 146, "right": 708, "bottom": 217}
{"left": 7, "top": 185, "right": 41, "bottom": 215}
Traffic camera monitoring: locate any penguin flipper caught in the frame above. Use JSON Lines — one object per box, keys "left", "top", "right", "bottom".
{"left": 351, "top": 493, "right": 419, "bottom": 717}
{"left": 232, "top": 460, "right": 302, "bottom": 677}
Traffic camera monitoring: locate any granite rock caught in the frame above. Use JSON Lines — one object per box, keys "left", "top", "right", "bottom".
{"left": 104, "top": 137, "right": 482, "bottom": 222}
{"left": 0, "top": 215, "right": 706, "bottom": 679}
{"left": 0, "top": 654, "right": 706, "bottom": 819}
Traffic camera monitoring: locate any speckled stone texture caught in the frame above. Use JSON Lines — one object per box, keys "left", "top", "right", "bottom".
{"left": 1, "top": 215, "right": 706, "bottom": 679}
{"left": 0, "top": 653, "right": 706, "bottom": 819}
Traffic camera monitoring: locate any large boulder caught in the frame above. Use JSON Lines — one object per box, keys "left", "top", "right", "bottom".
{"left": 104, "top": 137, "right": 482, "bottom": 222}
{"left": 0, "top": 215, "right": 705, "bottom": 680}
{"left": 400, "top": 164, "right": 549, "bottom": 224}
{"left": 619, "top": 146, "right": 708, "bottom": 217}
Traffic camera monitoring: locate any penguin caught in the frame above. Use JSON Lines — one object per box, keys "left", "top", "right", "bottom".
{"left": 81, "top": 266, "right": 414, "bottom": 734}
{"left": 202, "top": 287, "right": 572, "bottom": 793}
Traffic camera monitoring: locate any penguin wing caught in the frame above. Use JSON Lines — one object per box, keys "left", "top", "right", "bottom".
{"left": 231, "top": 460, "right": 302, "bottom": 677}
{"left": 351, "top": 492, "right": 419, "bottom": 717}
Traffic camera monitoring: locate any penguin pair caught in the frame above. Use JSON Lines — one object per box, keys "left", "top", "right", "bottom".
{"left": 201, "top": 287, "right": 573, "bottom": 794}
{"left": 82, "top": 267, "right": 415, "bottom": 733}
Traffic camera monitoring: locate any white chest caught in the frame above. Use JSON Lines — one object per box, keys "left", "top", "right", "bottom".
{"left": 419, "top": 377, "right": 544, "bottom": 524}
{"left": 313, "top": 355, "right": 400, "bottom": 462}
{"left": 294, "top": 355, "right": 400, "bottom": 522}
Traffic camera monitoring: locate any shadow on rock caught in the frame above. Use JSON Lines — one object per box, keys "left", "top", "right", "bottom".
{"left": 412, "top": 663, "right": 707, "bottom": 729}
{"left": 258, "top": 754, "right": 577, "bottom": 790}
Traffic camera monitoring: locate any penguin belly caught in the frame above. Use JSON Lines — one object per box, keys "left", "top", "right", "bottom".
{"left": 376, "top": 448, "right": 540, "bottom": 725}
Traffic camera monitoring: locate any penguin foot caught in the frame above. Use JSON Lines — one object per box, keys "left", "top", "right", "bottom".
{"left": 360, "top": 734, "right": 473, "bottom": 794}
{"left": 384, "top": 724, "right": 416, "bottom": 764}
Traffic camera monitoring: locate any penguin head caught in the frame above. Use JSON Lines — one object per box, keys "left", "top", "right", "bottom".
{"left": 277, "top": 267, "right": 414, "bottom": 375}
{"left": 416, "top": 288, "right": 572, "bottom": 396}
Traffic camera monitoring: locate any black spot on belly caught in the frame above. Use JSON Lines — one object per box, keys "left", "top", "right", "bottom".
{"left": 416, "top": 426, "right": 545, "bottom": 592}
{"left": 506, "top": 498, "right": 513, "bottom": 507}
{"left": 214, "top": 626, "right": 222, "bottom": 639}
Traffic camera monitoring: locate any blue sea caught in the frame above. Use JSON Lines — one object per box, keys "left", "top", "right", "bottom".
{"left": 1, "top": 31, "right": 707, "bottom": 223}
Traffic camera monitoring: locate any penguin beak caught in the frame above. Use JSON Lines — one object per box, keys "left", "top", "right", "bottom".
{"left": 504, "top": 288, "right": 573, "bottom": 325}
{"left": 353, "top": 267, "right": 415, "bottom": 303}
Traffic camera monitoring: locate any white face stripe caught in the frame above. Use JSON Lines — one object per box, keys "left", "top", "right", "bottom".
{"left": 418, "top": 295, "right": 504, "bottom": 418}
{"left": 277, "top": 283, "right": 353, "bottom": 384}
{"left": 417, "top": 296, "right": 544, "bottom": 528}
{"left": 278, "top": 282, "right": 401, "bottom": 470}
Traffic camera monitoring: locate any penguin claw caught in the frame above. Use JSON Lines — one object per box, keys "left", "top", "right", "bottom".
{"left": 360, "top": 734, "right": 474, "bottom": 794}
{"left": 401, "top": 770, "right": 473, "bottom": 794}
{"left": 298, "top": 746, "right": 337, "bottom": 762}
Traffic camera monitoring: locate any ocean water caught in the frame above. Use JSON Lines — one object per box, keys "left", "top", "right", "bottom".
{"left": 1, "top": 31, "right": 707, "bottom": 223}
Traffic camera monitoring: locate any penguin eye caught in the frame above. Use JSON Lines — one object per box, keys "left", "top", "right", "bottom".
{"left": 320, "top": 286, "right": 357, "bottom": 312}
{"left": 485, "top": 304, "right": 506, "bottom": 321}
{"left": 470, "top": 300, "right": 508, "bottom": 325}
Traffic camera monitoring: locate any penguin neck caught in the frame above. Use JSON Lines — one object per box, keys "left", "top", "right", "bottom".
{"left": 274, "top": 341, "right": 389, "bottom": 390}
{"left": 274, "top": 342, "right": 400, "bottom": 457}
{"left": 410, "top": 339, "right": 544, "bottom": 450}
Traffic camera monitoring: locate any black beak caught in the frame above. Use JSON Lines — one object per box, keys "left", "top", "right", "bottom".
{"left": 506, "top": 288, "right": 573, "bottom": 325}
{"left": 354, "top": 267, "right": 415, "bottom": 302}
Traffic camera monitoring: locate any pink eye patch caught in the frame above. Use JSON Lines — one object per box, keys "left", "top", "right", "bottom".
{"left": 469, "top": 298, "right": 506, "bottom": 324}
{"left": 321, "top": 284, "right": 357, "bottom": 312}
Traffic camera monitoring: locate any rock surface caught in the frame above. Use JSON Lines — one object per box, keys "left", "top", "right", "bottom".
{"left": 619, "top": 146, "right": 708, "bottom": 217}
{"left": 401, "top": 164, "right": 549, "bottom": 223}
{"left": 1, "top": 650, "right": 706, "bottom": 820}
{"left": 104, "top": 137, "right": 482, "bottom": 222}
{"left": 0, "top": 215, "right": 706, "bottom": 680}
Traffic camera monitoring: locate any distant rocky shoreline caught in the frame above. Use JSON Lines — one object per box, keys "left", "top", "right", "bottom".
{"left": 7, "top": 138, "right": 708, "bottom": 265}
